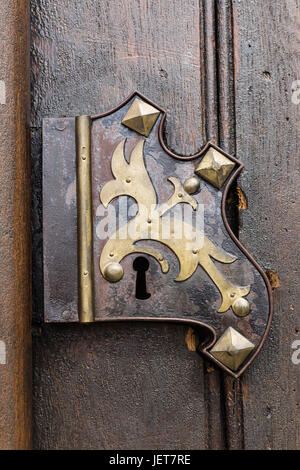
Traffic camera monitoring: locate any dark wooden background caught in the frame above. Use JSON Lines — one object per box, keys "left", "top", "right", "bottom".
{"left": 0, "top": 0, "right": 31, "bottom": 450}
{"left": 30, "top": 0, "right": 300, "bottom": 449}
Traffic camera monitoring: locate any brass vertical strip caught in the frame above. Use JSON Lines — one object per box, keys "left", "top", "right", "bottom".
{"left": 76, "top": 116, "right": 95, "bottom": 323}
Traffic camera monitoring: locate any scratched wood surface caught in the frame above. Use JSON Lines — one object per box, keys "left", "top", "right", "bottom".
{"left": 31, "top": 0, "right": 226, "bottom": 449}
{"left": 30, "top": 0, "right": 300, "bottom": 450}
{"left": 233, "top": 0, "right": 300, "bottom": 449}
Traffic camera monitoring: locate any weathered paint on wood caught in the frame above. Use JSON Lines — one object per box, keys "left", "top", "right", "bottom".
{"left": 0, "top": 0, "right": 31, "bottom": 450}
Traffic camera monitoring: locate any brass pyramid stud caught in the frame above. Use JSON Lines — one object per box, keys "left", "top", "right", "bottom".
{"left": 210, "top": 327, "right": 255, "bottom": 371}
{"left": 195, "top": 147, "right": 235, "bottom": 189}
{"left": 121, "top": 98, "right": 160, "bottom": 137}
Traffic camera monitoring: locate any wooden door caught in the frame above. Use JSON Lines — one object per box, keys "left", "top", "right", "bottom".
{"left": 27, "top": 0, "right": 299, "bottom": 449}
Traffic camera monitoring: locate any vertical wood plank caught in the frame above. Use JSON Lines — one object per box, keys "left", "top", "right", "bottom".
{"left": 233, "top": 0, "right": 300, "bottom": 449}
{"left": 202, "top": 0, "right": 227, "bottom": 449}
{"left": 0, "top": 0, "right": 31, "bottom": 449}
{"left": 216, "top": 0, "right": 244, "bottom": 450}
{"left": 31, "top": 0, "right": 226, "bottom": 449}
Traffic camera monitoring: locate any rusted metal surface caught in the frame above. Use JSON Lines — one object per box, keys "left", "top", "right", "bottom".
{"left": 43, "top": 92, "right": 272, "bottom": 378}
{"left": 0, "top": 0, "right": 31, "bottom": 449}
{"left": 43, "top": 118, "right": 78, "bottom": 322}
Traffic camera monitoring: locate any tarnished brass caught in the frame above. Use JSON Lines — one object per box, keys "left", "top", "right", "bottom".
{"left": 121, "top": 98, "right": 160, "bottom": 136}
{"left": 210, "top": 327, "right": 255, "bottom": 371}
{"left": 43, "top": 92, "right": 274, "bottom": 377}
{"left": 99, "top": 138, "right": 250, "bottom": 313}
{"left": 195, "top": 147, "right": 235, "bottom": 189}
{"left": 76, "top": 115, "right": 95, "bottom": 323}
{"left": 103, "top": 262, "right": 124, "bottom": 283}
{"left": 232, "top": 297, "right": 250, "bottom": 317}
{"left": 183, "top": 176, "right": 200, "bottom": 194}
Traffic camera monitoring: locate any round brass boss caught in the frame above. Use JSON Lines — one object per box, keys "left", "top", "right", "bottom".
{"left": 232, "top": 297, "right": 250, "bottom": 317}
{"left": 103, "top": 262, "right": 124, "bottom": 283}
{"left": 183, "top": 177, "right": 200, "bottom": 194}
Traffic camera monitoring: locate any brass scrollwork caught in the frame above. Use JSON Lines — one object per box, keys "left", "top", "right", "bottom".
{"left": 99, "top": 139, "right": 250, "bottom": 314}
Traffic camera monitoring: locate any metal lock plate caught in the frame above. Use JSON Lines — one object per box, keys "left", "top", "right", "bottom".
{"left": 43, "top": 92, "right": 273, "bottom": 377}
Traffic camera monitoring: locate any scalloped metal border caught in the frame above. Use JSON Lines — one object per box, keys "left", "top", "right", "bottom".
{"left": 90, "top": 90, "right": 273, "bottom": 378}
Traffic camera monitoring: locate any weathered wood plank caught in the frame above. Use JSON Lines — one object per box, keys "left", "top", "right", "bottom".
{"left": 0, "top": 0, "right": 31, "bottom": 450}
{"left": 216, "top": 0, "right": 244, "bottom": 450}
{"left": 31, "top": 0, "right": 205, "bottom": 154}
{"left": 33, "top": 323, "right": 209, "bottom": 450}
{"left": 233, "top": 0, "right": 300, "bottom": 450}
{"left": 31, "top": 0, "right": 226, "bottom": 449}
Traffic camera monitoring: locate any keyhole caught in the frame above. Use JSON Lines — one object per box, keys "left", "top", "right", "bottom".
{"left": 133, "top": 256, "right": 151, "bottom": 300}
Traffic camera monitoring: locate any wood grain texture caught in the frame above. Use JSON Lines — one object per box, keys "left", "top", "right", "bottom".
{"left": 31, "top": 0, "right": 226, "bottom": 449}
{"left": 31, "top": 0, "right": 205, "bottom": 154}
{"left": 0, "top": 0, "right": 31, "bottom": 449}
{"left": 33, "top": 323, "right": 209, "bottom": 450}
{"left": 233, "top": 0, "right": 300, "bottom": 449}
{"left": 216, "top": 0, "right": 245, "bottom": 449}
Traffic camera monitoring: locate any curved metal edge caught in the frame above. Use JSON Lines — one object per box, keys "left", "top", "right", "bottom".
{"left": 91, "top": 90, "right": 274, "bottom": 378}
{"left": 92, "top": 90, "right": 238, "bottom": 162}
{"left": 65, "top": 316, "right": 217, "bottom": 353}
{"left": 218, "top": 164, "right": 274, "bottom": 378}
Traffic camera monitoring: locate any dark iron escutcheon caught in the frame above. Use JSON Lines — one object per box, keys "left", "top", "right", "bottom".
{"left": 43, "top": 91, "right": 273, "bottom": 378}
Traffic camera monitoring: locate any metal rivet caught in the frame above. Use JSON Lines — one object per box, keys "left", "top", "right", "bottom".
{"left": 178, "top": 192, "right": 183, "bottom": 198}
{"left": 232, "top": 297, "right": 250, "bottom": 317}
{"left": 126, "top": 177, "right": 131, "bottom": 183}
{"left": 193, "top": 248, "right": 198, "bottom": 254}
{"left": 147, "top": 218, "right": 151, "bottom": 223}
{"left": 183, "top": 177, "right": 200, "bottom": 194}
{"left": 55, "top": 121, "right": 66, "bottom": 131}
{"left": 210, "top": 327, "right": 255, "bottom": 371}
{"left": 121, "top": 97, "right": 160, "bottom": 137}
{"left": 103, "top": 262, "right": 124, "bottom": 283}
{"left": 195, "top": 147, "right": 235, "bottom": 189}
